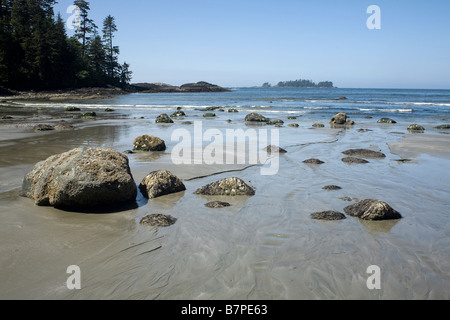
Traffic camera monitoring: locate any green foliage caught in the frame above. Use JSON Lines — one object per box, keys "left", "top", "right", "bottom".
{"left": 277, "top": 79, "right": 334, "bottom": 88}
{"left": 0, "top": 0, "right": 132, "bottom": 90}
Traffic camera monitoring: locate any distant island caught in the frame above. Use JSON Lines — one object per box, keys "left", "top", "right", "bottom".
{"left": 262, "top": 79, "right": 335, "bottom": 88}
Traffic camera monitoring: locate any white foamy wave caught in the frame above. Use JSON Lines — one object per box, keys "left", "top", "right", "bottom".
{"left": 358, "top": 108, "right": 413, "bottom": 113}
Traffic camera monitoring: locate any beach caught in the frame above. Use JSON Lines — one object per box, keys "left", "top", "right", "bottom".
{"left": 1, "top": 88, "right": 450, "bottom": 300}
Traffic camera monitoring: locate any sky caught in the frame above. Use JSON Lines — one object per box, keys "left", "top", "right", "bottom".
{"left": 54, "top": 0, "right": 450, "bottom": 89}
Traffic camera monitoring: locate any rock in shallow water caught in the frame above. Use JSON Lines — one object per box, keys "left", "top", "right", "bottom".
{"left": 133, "top": 135, "right": 166, "bottom": 151}
{"left": 311, "top": 211, "right": 346, "bottom": 221}
{"left": 195, "top": 177, "right": 255, "bottom": 196}
{"left": 205, "top": 201, "right": 231, "bottom": 208}
{"left": 303, "top": 158, "right": 325, "bottom": 165}
{"left": 342, "top": 149, "right": 386, "bottom": 159}
{"left": 20, "top": 147, "right": 137, "bottom": 209}
{"left": 140, "top": 214, "right": 177, "bottom": 227}
{"left": 342, "top": 157, "right": 370, "bottom": 164}
{"left": 139, "top": 170, "right": 186, "bottom": 199}
{"left": 344, "top": 199, "right": 402, "bottom": 221}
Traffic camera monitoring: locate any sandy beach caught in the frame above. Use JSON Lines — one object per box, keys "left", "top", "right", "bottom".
{"left": 1, "top": 95, "right": 450, "bottom": 300}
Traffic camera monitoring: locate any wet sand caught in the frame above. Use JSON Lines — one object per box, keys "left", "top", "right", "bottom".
{"left": 1, "top": 103, "right": 450, "bottom": 300}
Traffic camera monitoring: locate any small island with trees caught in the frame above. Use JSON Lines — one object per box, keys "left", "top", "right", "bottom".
{"left": 262, "top": 79, "right": 335, "bottom": 88}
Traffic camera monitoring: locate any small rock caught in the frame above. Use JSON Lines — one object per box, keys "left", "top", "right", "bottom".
{"left": 205, "top": 201, "right": 231, "bottom": 208}
{"left": 105, "top": 108, "right": 115, "bottom": 112}
{"left": 344, "top": 199, "right": 402, "bottom": 221}
{"left": 182, "top": 121, "right": 193, "bottom": 125}
{"left": 287, "top": 116, "right": 297, "bottom": 120}
{"left": 156, "top": 113, "right": 174, "bottom": 123}
{"left": 195, "top": 177, "right": 255, "bottom": 196}
{"left": 303, "top": 158, "right": 325, "bottom": 165}
{"left": 54, "top": 120, "right": 74, "bottom": 131}
{"left": 139, "top": 170, "right": 186, "bottom": 199}
{"left": 1, "top": 115, "right": 13, "bottom": 119}
{"left": 267, "top": 119, "right": 284, "bottom": 125}
{"left": 228, "top": 108, "right": 239, "bottom": 113}
{"left": 340, "top": 196, "right": 353, "bottom": 202}
{"left": 342, "top": 157, "right": 370, "bottom": 164}
{"left": 33, "top": 124, "right": 55, "bottom": 132}
{"left": 123, "top": 150, "right": 134, "bottom": 154}
{"left": 66, "top": 107, "right": 81, "bottom": 112}
{"left": 140, "top": 214, "right": 177, "bottom": 227}
{"left": 171, "top": 110, "right": 186, "bottom": 118}
{"left": 312, "top": 123, "right": 325, "bottom": 128}
{"left": 323, "top": 185, "right": 342, "bottom": 191}
{"left": 311, "top": 211, "right": 346, "bottom": 221}
{"left": 288, "top": 124, "right": 299, "bottom": 128}
{"left": 378, "top": 118, "right": 397, "bottom": 124}
{"left": 203, "top": 113, "right": 216, "bottom": 118}
{"left": 407, "top": 124, "right": 425, "bottom": 132}
{"left": 264, "top": 145, "right": 287, "bottom": 154}
{"left": 133, "top": 135, "right": 166, "bottom": 151}
{"left": 435, "top": 124, "right": 450, "bottom": 130}
{"left": 358, "top": 129, "right": 372, "bottom": 133}
{"left": 81, "top": 111, "right": 96, "bottom": 117}
{"left": 342, "top": 149, "right": 386, "bottom": 159}
{"left": 338, "top": 96, "right": 347, "bottom": 100}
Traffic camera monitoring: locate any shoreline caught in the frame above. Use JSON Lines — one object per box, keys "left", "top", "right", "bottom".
{"left": 1, "top": 95, "right": 450, "bottom": 300}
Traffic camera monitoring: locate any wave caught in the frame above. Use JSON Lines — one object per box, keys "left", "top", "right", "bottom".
{"left": 358, "top": 108, "right": 413, "bottom": 113}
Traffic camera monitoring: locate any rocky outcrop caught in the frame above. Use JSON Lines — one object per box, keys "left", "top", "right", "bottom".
{"left": 139, "top": 170, "right": 186, "bottom": 199}
{"left": 330, "top": 113, "right": 347, "bottom": 125}
{"left": 342, "top": 149, "right": 386, "bottom": 159}
{"left": 133, "top": 135, "right": 166, "bottom": 151}
{"left": 195, "top": 177, "right": 255, "bottom": 196}
{"left": 20, "top": 147, "right": 137, "bottom": 209}
{"left": 140, "top": 214, "right": 177, "bottom": 227}
{"left": 156, "top": 113, "right": 174, "bottom": 124}
{"left": 311, "top": 211, "right": 346, "bottom": 221}
{"left": 131, "top": 81, "right": 230, "bottom": 93}
{"left": 344, "top": 199, "right": 402, "bottom": 221}
{"left": 33, "top": 124, "right": 55, "bottom": 132}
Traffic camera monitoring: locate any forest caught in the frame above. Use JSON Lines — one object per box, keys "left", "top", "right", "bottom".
{"left": 0, "top": 0, "right": 132, "bottom": 91}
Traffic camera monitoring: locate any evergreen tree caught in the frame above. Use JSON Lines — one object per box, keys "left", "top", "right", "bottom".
{"left": 102, "top": 15, "right": 119, "bottom": 80}
{"left": 73, "top": 0, "right": 96, "bottom": 59}
{"left": 119, "top": 62, "right": 132, "bottom": 86}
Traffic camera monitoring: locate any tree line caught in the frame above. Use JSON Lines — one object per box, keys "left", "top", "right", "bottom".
{"left": 266, "top": 79, "right": 334, "bottom": 88}
{"left": 0, "top": 0, "right": 132, "bottom": 91}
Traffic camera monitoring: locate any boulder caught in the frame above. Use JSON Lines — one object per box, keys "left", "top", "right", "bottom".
{"left": 342, "top": 149, "right": 386, "bottom": 159}
{"left": 195, "top": 177, "right": 255, "bottom": 196}
{"left": 344, "top": 199, "right": 402, "bottom": 221}
{"left": 288, "top": 124, "right": 299, "bottom": 128}
{"left": 407, "top": 124, "right": 425, "bottom": 132}
{"left": 20, "top": 147, "right": 137, "bottom": 209}
{"left": 245, "top": 113, "right": 268, "bottom": 122}
{"left": 378, "top": 118, "right": 397, "bottom": 124}
{"left": 66, "top": 106, "right": 81, "bottom": 112}
{"left": 228, "top": 108, "right": 239, "bottom": 113}
{"left": 203, "top": 113, "right": 216, "bottom": 118}
{"left": 435, "top": 124, "right": 450, "bottom": 130}
{"left": 140, "top": 214, "right": 177, "bottom": 227}
{"left": 156, "top": 113, "right": 174, "bottom": 123}
{"left": 311, "top": 211, "right": 346, "bottom": 221}
{"left": 330, "top": 113, "right": 347, "bottom": 125}
{"left": 81, "top": 111, "right": 96, "bottom": 117}
{"left": 139, "top": 170, "right": 186, "bottom": 199}
{"left": 312, "top": 123, "right": 325, "bottom": 128}
{"left": 266, "top": 119, "right": 284, "bottom": 125}
{"left": 133, "top": 135, "right": 166, "bottom": 151}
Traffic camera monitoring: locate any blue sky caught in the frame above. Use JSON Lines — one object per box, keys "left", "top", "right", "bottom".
{"left": 54, "top": 0, "right": 450, "bottom": 89}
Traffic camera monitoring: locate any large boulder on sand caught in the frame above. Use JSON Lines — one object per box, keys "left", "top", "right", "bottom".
{"left": 20, "top": 147, "right": 137, "bottom": 209}
{"left": 139, "top": 170, "right": 186, "bottom": 199}
{"left": 133, "top": 135, "right": 166, "bottom": 151}
{"left": 195, "top": 177, "right": 255, "bottom": 196}
{"left": 344, "top": 199, "right": 402, "bottom": 221}
{"left": 156, "top": 113, "right": 174, "bottom": 124}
